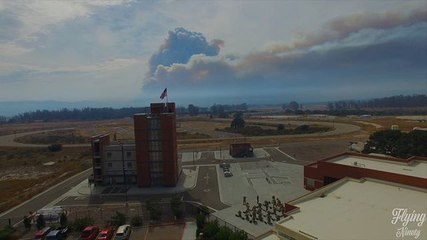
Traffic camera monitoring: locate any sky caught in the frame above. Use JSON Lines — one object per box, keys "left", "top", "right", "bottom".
{"left": 0, "top": 0, "right": 426, "bottom": 112}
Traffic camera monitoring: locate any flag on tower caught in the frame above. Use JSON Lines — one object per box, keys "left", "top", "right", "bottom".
{"left": 160, "top": 88, "right": 167, "bottom": 100}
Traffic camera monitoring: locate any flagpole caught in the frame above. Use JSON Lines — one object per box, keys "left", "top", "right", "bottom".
{"left": 166, "top": 87, "right": 168, "bottom": 103}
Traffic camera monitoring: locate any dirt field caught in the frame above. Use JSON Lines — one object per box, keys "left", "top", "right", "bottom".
{"left": 0, "top": 147, "right": 91, "bottom": 213}
{"left": 15, "top": 129, "right": 89, "bottom": 144}
{"left": 278, "top": 139, "right": 352, "bottom": 162}
{"left": 144, "top": 224, "right": 185, "bottom": 240}
{"left": 0, "top": 115, "right": 425, "bottom": 214}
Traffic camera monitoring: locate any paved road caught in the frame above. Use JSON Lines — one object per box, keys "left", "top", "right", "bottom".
{"left": 0, "top": 169, "right": 92, "bottom": 224}
{"left": 185, "top": 166, "right": 228, "bottom": 210}
{"left": 264, "top": 147, "right": 311, "bottom": 165}
{"left": 57, "top": 165, "right": 229, "bottom": 211}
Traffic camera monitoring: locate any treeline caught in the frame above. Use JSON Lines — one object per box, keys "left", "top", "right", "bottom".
{"left": 0, "top": 103, "right": 249, "bottom": 123}
{"left": 328, "top": 94, "right": 427, "bottom": 110}
{"left": 2, "top": 107, "right": 148, "bottom": 123}
{"left": 363, "top": 130, "right": 427, "bottom": 158}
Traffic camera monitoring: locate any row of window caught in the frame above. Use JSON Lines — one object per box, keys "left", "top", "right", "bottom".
{"left": 107, "top": 162, "right": 133, "bottom": 168}
{"left": 106, "top": 151, "right": 133, "bottom": 158}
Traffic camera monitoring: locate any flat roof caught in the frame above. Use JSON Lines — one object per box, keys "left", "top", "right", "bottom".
{"left": 330, "top": 155, "right": 427, "bottom": 178}
{"left": 279, "top": 179, "right": 427, "bottom": 240}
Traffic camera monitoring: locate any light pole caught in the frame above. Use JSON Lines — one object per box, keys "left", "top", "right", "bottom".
{"left": 192, "top": 151, "right": 195, "bottom": 166}
{"left": 120, "top": 142, "right": 128, "bottom": 206}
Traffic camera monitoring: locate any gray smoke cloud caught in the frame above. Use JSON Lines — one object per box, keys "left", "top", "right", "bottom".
{"left": 148, "top": 27, "right": 223, "bottom": 76}
{"left": 266, "top": 8, "right": 427, "bottom": 54}
{"left": 143, "top": 8, "right": 426, "bottom": 102}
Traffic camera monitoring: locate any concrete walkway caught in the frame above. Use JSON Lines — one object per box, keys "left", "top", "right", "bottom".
{"left": 59, "top": 167, "right": 199, "bottom": 199}
{"left": 182, "top": 222, "right": 197, "bottom": 240}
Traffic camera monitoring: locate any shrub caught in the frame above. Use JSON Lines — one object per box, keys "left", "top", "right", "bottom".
{"left": 130, "top": 215, "right": 142, "bottom": 227}
{"left": 60, "top": 212, "right": 68, "bottom": 227}
{"left": 36, "top": 214, "right": 45, "bottom": 230}
{"left": 72, "top": 217, "right": 94, "bottom": 232}
{"left": 0, "top": 226, "right": 15, "bottom": 240}
{"left": 48, "top": 144, "right": 62, "bottom": 152}
{"left": 170, "top": 196, "right": 183, "bottom": 219}
{"left": 110, "top": 211, "right": 127, "bottom": 227}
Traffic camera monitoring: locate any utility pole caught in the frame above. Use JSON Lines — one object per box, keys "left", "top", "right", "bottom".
{"left": 120, "top": 142, "right": 128, "bottom": 207}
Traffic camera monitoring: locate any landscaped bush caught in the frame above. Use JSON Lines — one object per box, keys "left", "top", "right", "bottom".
{"left": 110, "top": 211, "right": 127, "bottom": 227}
{"left": 48, "top": 143, "right": 62, "bottom": 152}
{"left": 130, "top": 215, "right": 142, "bottom": 227}
{"left": 0, "top": 226, "right": 15, "bottom": 240}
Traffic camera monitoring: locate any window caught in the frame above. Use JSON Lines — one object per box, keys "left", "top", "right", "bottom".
{"left": 306, "top": 178, "right": 315, "bottom": 188}
{"left": 126, "top": 152, "right": 132, "bottom": 158}
{"left": 149, "top": 151, "right": 162, "bottom": 161}
{"left": 107, "top": 152, "right": 112, "bottom": 158}
{"left": 149, "top": 141, "right": 161, "bottom": 151}
{"left": 108, "top": 162, "right": 112, "bottom": 168}
{"left": 150, "top": 161, "right": 163, "bottom": 172}
{"left": 149, "top": 118, "right": 160, "bottom": 129}
{"left": 149, "top": 130, "right": 161, "bottom": 140}
{"left": 127, "top": 162, "right": 132, "bottom": 168}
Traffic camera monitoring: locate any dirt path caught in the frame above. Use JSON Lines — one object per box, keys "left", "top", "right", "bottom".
{"left": 0, "top": 120, "right": 360, "bottom": 148}
{"left": 0, "top": 128, "right": 90, "bottom": 148}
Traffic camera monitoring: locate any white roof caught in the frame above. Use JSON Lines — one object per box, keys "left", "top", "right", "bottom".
{"left": 259, "top": 233, "right": 280, "bottom": 240}
{"left": 331, "top": 156, "right": 427, "bottom": 178}
{"left": 278, "top": 179, "right": 427, "bottom": 240}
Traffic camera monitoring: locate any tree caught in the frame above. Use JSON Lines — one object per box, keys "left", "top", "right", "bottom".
{"left": 289, "top": 101, "right": 299, "bottom": 111}
{"left": 130, "top": 215, "right": 142, "bottom": 227}
{"left": 363, "top": 130, "right": 403, "bottom": 155}
{"left": 110, "top": 211, "right": 127, "bottom": 227}
{"left": 23, "top": 216, "right": 31, "bottom": 231}
{"left": 214, "top": 226, "right": 232, "bottom": 240}
{"left": 0, "top": 226, "right": 15, "bottom": 240}
{"left": 229, "top": 230, "right": 248, "bottom": 240}
{"left": 170, "top": 196, "right": 183, "bottom": 219}
{"left": 188, "top": 104, "right": 199, "bottom": 116}
{"left": 146, "top": 200, "right": 162, "bottom": 221}
{"left": 60, "top": 212, "right": 68, "bottom": 227}
{"left": 230, "top": 113, "right": 245, "bottom": 129}
{"left": 48, "top": 143, "right": 62, "bottom": 152}
{"left": 36, "top": 214, "right": 45, "bottom": 230}
{"left": 203, "top": 220, "right": 220, "bottom": 239}
{"left": 363, "top": 130, "right": 427, "bottom": 158}
{"left": 195, "top": 213, "right": 205, "bottom": 237}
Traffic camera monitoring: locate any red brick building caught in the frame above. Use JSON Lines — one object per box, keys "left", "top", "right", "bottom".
{"left": 304, "top": 152, "right": 427, "bottom": 190}
{"left": 90, "top": 102, "right": 180, "bottom": 187}
{"left": 134, "top": 103, "right": 180, "bottom": 187}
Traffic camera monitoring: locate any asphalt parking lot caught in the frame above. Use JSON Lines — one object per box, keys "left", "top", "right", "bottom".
{"left": 185, "top": 165, "right": 228, "bottom": 210}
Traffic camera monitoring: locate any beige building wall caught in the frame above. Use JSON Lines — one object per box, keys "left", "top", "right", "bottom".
{"left": 102, "top": 144, "right": 137, "bottom": 185}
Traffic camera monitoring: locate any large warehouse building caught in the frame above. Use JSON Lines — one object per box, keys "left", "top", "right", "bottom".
{"left": 262, "top": 177, "right": 427, "bottom": 240}
{"left": 90, "top": 102, "right": 181, "bottom": 187}
{"left": 258, "top": 152, "right": 427, "bottom": 240}
{"left": 304, "top": 152, "right": 427, "bottom": 190}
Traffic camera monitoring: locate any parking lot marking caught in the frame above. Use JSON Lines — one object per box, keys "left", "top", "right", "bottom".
{"left": 274, "top": 147, "right": 297, "bottom": 160}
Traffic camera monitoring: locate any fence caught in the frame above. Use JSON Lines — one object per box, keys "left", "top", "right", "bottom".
{"left": 0, "top": 218, "right": 12, "bottom": 229}
{"left": 207, "top": 214, "right": 256, "bottom": 239}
